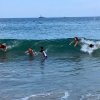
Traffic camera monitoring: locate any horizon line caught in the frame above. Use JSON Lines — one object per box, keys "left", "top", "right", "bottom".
{"left": 0, "top": 16, "right": 100, "bottom": 19}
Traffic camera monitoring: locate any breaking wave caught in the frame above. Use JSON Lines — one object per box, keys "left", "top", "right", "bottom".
{"left": 0, "top": 38, "right": 100, "bottom": 56}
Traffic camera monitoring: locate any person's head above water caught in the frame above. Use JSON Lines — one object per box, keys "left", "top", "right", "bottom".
{"left": 40, "top": 47, "right": 45, "bottom": 52}
{"left": 40, "top": 46, "right": 44, "bottom": 49}
{"left": 28, "top": 48, "right": 32, "bottom": 50}
{"left": 89, "top": 44, "right": 94, "bottom": 48}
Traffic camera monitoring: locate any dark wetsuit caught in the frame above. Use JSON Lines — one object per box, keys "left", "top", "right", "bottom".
{"left": 40, "top": 48, "right": 47, "bottom": 58}
{"left": 89, "top": 44, "right": 94, "bottom": 48}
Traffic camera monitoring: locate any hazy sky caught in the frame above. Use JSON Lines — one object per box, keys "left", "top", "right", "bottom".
{"left": 0, "top": 0, "right": 100, "bottom": 18}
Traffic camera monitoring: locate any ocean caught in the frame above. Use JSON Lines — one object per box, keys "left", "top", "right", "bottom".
{"left": 0, "top": 17, "right": 100, "bottom": 100}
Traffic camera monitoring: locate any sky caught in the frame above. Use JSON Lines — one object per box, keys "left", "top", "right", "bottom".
{"left": 0, "top": 0, "right": 100, "bottom": 18}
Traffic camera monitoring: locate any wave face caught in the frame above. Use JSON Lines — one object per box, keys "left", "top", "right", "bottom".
{"left": 0, "top": 38, "right": 100, "bottom": 57}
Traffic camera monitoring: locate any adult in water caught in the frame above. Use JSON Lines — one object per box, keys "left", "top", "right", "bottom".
{"left": 25, "top": 48, "right": 36, "bottom": 56}
{"left": 89, "top": 44, "right": 94, "bottom": 48}
{"left": 69, "top": 37, "right": 79, "bottom": 47}
{"left": 40, "top": 47, "right": 47, "bottom": 59}
{"left": 0, "top": 43, "right": 7, "bottom": 52}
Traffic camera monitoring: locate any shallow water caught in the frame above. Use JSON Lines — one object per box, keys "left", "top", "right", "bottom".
{"left": 0, "top": 17, "right": 100, "bottom": 100}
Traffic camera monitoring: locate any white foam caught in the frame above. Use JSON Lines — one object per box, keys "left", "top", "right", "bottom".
{"left": 19, "top": 93, "right": 51, "bottom": 100}
{"left": 61, "top": 91, "right": 69, "bottom": 100}
{"left": 7, "top": 41, "right": 19, "bottom": 50}
{"left": 80, "top": 38, "right": 100, "bottom": 54}
{"left": 80, "top": 93, "right": 100, "bottom": 100}
{"left": 18, "top": 91, "right": 69, "bottom": 100}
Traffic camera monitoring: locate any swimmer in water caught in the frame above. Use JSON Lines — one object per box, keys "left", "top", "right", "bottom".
{"left": 0, "top": 43, "right": 7, "bottom": 52}
{"left": 25, "top": 48, "right": 36, "bottom": 56}
{"left": 89, "top": 44, "right": 94, "bottom": 48}
{"left": 39, "top": 47, "right": 47, "bottom": 59}
{"left": 69, "top": 37, "right": 79, "bottom": 47}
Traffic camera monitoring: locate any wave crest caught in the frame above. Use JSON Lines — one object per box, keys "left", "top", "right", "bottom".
{"left": 0, "top": 38, "right": 100, "bottom": 55}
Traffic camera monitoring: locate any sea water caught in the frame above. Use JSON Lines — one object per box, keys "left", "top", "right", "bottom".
{"left": 0, "top": 17, "right": 100, "bottom": 100}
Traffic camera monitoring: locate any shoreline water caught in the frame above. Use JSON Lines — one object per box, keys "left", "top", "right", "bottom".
{"left": 0, "top": 17, "right": 100, "bottom": 100}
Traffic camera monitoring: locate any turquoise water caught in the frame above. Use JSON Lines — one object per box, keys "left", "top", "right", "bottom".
{"left": 0, "top": 17, "right": 100, "bottom": 40}
{"left": 0, "top": 17, "right": 100, "bottom": 100}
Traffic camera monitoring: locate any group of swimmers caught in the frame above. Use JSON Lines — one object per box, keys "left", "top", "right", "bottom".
{"left": 0, "top": 43, "right": 47, "bottom": 59}
{"left": 25, "top": 46, "right": 47, "bottom": 59}
{"left": 25, "top": 37, "right": 80, "bottom": 58}
{"left": 25, "top": 38, "right": 94, "bottom": 59}
{"left": 0, "top": 37, "right": 95, "bottom": 59}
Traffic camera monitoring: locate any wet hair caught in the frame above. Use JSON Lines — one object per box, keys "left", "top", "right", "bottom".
{"left": 40, "top": 47, "right": 44, "bottom": 49}
{"left": 89, "top": 44, "right": 94, "bottom": 48}
{"left": 75, "top": 37, "right": 77, "bottom": 39}
{"left": 74, "top": 37, "right": 79, "bottom": 41}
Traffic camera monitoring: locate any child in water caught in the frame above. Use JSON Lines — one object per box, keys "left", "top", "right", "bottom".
{"left": 39, "top": 47, "right": 47, "bottom": 59}
{"left": 25, "top": 48, "right": 36, "bottom": 56}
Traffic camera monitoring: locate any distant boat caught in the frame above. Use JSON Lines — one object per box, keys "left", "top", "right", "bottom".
{"left": 38, "top": 16, "right": 45, "bottom": 18}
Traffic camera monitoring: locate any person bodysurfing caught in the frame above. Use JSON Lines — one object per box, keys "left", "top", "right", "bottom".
{"left": 89, "top": 44, "right": 94, "bottom": 48}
